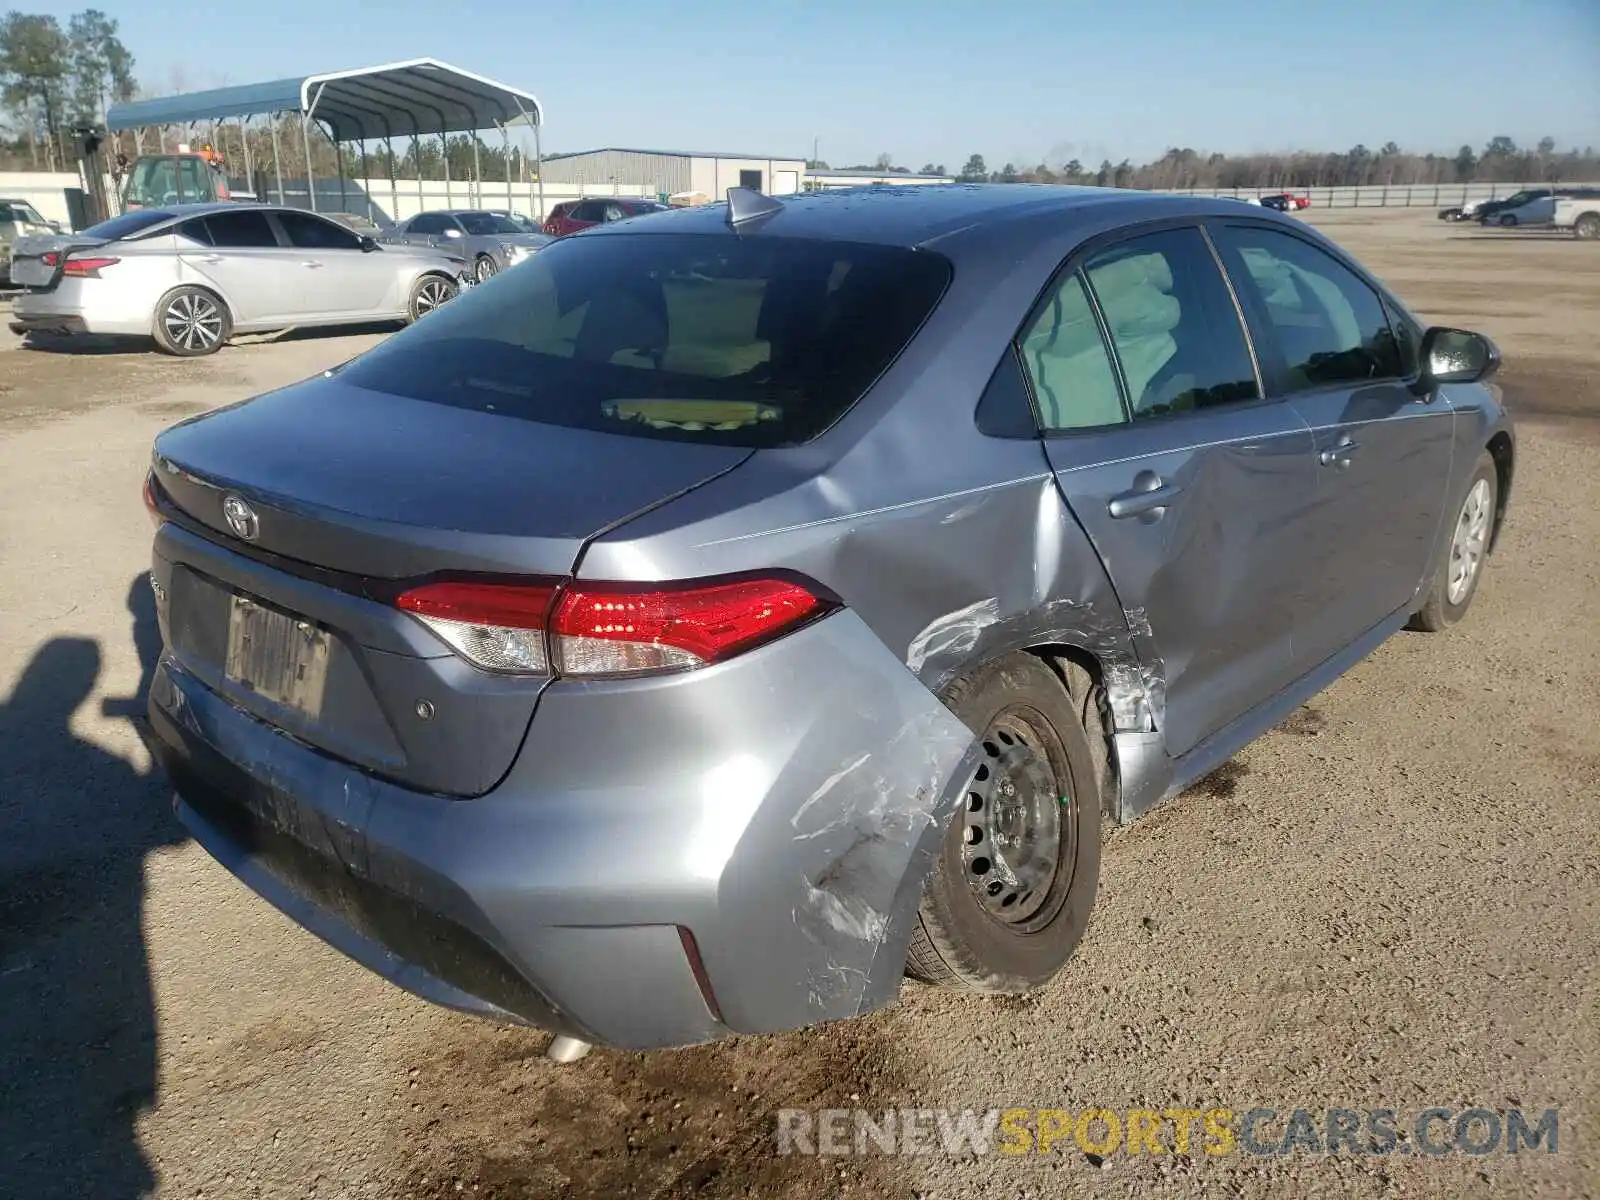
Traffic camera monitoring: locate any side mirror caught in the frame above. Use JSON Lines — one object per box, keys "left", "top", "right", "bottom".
{"left": 441, "top": 227, "right": 463, "bottom": 239}
{"left": 1416, "top": 327, "right": 1501, "bottom": 390}
{"left": 359, "top": 235, "right": 379, "bottom": 252}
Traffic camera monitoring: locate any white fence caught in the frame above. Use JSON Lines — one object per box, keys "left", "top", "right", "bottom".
{"left": 1, "top": 170, "right": 660, "bottom": 227}
{"left": 1159, "top": 181, "right": 1594, "bottom": 209}
{"left": 9, "top": 168, "right": 1593, "bottom": 229}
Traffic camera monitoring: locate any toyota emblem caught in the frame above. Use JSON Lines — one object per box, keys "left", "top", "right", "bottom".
{"left": 221, "top": 494, "right": 259, "bottom": 541}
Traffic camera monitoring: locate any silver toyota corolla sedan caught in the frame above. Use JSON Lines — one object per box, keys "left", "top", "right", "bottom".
{"left": 8, "top": 203, "right": 468, "bottom": 356}
{"left": 143, "top": 185, "right": 1514, "bottom": 1052}
{"left": 380, "top": 209, "right": 552, "bottom": 283}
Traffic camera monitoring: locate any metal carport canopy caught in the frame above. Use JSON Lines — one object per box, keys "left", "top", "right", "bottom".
{"left": 105, "top": 57, "right": 543, "bottom": 139}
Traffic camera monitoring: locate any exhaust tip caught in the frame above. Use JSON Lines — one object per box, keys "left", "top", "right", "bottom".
{"left": 545, "top": 1035, "right": 592, "bottom": 1064}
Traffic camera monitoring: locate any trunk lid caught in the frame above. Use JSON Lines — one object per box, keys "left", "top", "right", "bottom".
{"left": 153, "top": 373, "right": 751, "bottom": 579}
{"left": 151, "top": 373, "right": 752, "bottom": 795}
{"left": 8, "top": 233, "right": 109, "bottom": 290}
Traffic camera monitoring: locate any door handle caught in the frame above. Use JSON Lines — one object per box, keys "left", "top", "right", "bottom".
{"left": 301, "top": 261, "right": 324, "bottom": 269}
{"left": 1318, "top": 437, "right": 1360, "bottom": 468}
{"left": 1108, "top": 472, "right": 1183, "bottom": 519}
{"left": 197, "top": 254, "right": 223, "bottom": 264}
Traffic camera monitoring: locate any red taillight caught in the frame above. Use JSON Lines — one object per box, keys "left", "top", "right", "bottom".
{"left": 394, "top": 575, "right": 828, "bottom": 677}
{"left": 62, "top": 256, "right": 120, "bottom": 278}
{"left": 551, "top": 578, "right": 825, "bottom": 675}
{"left": 41, "top": 251, "right": 58, "bottom": 267}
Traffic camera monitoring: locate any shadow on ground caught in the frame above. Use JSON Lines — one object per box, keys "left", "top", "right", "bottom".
{"left": 1496, "top": 361, "right": 1600, "bottom": 433}
{"left": 17, "top": 332, "right": 153, "bottom": 356}
{"left": 0, "top": 575, "right": 184, "bottom": 1199}
{"left": 17, "top": 318, "right": 397, "bottom": 357}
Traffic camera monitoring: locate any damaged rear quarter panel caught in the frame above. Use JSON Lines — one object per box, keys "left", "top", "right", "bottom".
{"left": 571, "top": 215, "right": 1160, "bottom": 1027}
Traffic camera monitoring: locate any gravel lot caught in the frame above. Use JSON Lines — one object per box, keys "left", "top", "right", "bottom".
{"left": 1, "top": 210, "right": 1595, "bottom": 1200}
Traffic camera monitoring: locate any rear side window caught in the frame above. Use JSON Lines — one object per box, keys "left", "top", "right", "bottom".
{"left": 1215, "top": 226, "right": 1403, "bottom": 391}
{"left": 410, "top": 213, "right": 447, "bottom": 235}
{"left": 338, "top": 232, "right": 951, "bottom": 448}
{"left": 276, "top": 210, "right": 362, "bottom": 250}
{"left": 1019, "top": 272, "right": 1126, "bottom": 430}
{"left": 203, "top": 210, "right": 278, "bottom": 248}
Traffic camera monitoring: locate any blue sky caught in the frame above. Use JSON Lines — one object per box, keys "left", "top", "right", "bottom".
{"left": 31, "top": 0, "right": 1600, "bottom": 168}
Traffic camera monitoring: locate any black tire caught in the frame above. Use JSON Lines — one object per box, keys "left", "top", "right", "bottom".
{"left": 1575, "top": 214, "right": 1600, "bottom": 241}
{"left": 406, "top": 273, "right": 457, "bottom": 323}
{"left": 1409, "top": 451, "right": 1498, "bottom": 632}
{"left": 473, "top": 254, "right": 499, "bottom": 283}
{"left": 1438, "top": 208, "right": 1462, "bottom": 222}
{"left": 151, "top": 285, "right": 230, "bottom": 356}
{"left": 905, "top": 653, "right": 1102, "bottom": 992}
{"left": 1499, "top": 213, "right": 1518, "bottom": 228}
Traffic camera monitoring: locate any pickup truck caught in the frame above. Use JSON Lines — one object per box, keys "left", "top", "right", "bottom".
{"left": 1553, "top": 195, "right": 1600, "bottom": 240}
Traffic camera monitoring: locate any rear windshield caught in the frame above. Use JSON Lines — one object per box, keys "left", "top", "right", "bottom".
{"left": 338, "top": 232, "right": 951, "bottom": 447}
{"left": 0, "top": 201, "right": 47, "bottom": 223}
{"left": 82, "top": 209, "right": 178, "bottom": 240}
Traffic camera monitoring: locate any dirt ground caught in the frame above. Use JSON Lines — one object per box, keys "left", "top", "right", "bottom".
{"left": 0, "top": 209, "right": 1595, "bottom": 1200}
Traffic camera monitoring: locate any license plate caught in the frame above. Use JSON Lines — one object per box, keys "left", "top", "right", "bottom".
{"left": 225, "top": 594, "right": 331, "bottom": 717}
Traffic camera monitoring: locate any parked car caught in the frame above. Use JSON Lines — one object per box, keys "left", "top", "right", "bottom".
{"left": 8, "top": 202, "right": 467, "bottom": 355}
{"left": 142, "top": 185, "right": 1514, "bottom": 1052}
{"left": 1, "top": 197, "right": 62, "bottom": 284}
{"left": 1258, "top": 192, "right": 1311, "bottom": 212}
{"left": 380, "top": 209, "right": 552, "bottom": 283}
{"left": 542, "top": 197, "right": 670, "bottom": 236}
{"left": 1484, "top": 193, "right": 1561, "bottom": 228}
{"left": 1475, "top": 189, "right": 1554, "bottom": 226}
{"left": 1553, "top": 194, "right": 1600, "bottom": 240}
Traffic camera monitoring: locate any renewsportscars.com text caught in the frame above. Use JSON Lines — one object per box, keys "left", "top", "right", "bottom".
{"left": 776, "top": 1106, "right": 1559, "bottom": 1158}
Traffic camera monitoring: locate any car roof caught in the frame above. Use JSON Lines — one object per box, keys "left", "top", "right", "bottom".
{"left": 581, "top": 183, "right": 1262, "bottom": 249}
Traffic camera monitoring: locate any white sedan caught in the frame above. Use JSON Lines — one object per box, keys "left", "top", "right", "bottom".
{"left": 8, "top": 203, "right": 470, "bottom": 355}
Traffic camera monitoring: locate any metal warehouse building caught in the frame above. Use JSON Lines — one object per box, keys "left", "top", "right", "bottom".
{"left": 536, "top": 148, "right": 807, "bottom": 200}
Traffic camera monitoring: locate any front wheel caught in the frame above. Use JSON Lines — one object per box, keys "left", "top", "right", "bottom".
{"left": 905, "top": 653, "right": 1102, "bottom": 992}
{"left": 406, "top": 274, "right": 457, "bottom": 323}
{"left": 473, "top": 254, "right": 499, "bottom": 283}
{"left": 1410, "top": 452, "right": 1498, "bottom": 632}
{"left": 1499, "top": 213, "right": 1518, "bottom": 228}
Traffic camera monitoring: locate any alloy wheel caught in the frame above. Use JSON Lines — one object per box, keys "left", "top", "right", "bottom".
{"left": 475, "top": 256, "right": 499, "bottom": 283}
{"left": 1447, "top": 478, "right": 1492, "bottom": 604}
{"left": 414, "top": 278, "right": 453, "bottom": 315}
{"left": 163, "top": 292, "right": 223, "bottom": 352}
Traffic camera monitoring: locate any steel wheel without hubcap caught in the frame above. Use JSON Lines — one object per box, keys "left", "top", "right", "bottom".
{"left": 1447, "top": 478, "right": 1492, "bottom": 604}
{"left": 163, "top": 292, "right": 223, "bottom": 353}
{"left": 961, "top": 711, "right": 1074, "bottom": 928}
{"left": 474, "top": 255, "right": 499, "bottom": 283}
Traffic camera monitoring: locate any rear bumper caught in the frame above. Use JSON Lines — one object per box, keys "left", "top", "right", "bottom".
{"left": 150, "top": 606, "right": 977, "bottom": 1050}
{"left": 9, "top": 310, "right": 88, "bottom": 336}
{"left": 12, "top": 287, "right": 153, "bottom": 337}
